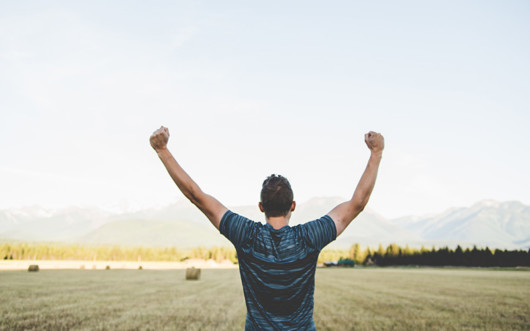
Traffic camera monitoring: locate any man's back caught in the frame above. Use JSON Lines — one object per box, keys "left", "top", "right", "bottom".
{"left": 220, "top": 210, "right": 337, "bottom": 330}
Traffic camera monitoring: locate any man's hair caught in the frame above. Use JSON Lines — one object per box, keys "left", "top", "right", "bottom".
{"left": 260, "top": 174, "right": 294, "bottom": 218}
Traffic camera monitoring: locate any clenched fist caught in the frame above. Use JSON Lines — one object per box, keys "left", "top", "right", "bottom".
{"left": 150, "top": 126, "right": 170, "bottom": 152}
{"left": 364, "top": 131, "right": 384, "bottom": 154}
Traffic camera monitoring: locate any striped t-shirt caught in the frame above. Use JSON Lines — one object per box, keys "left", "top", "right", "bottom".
{"left": 220, "top": 210, "right": 337, "bottom": 330}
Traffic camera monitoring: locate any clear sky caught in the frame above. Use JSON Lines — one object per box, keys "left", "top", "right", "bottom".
{"left": 1, "top": 1, "right": 529, "bottom": 218}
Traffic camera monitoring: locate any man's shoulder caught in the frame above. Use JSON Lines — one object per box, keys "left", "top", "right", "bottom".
{"left": 221, "top": 210, "right": 262, "bottom": 227}
{"left": 295, "top": 215, "right": 335, "bottom": 231}
{"left": 219, "top": 210, "right": 264, "bottom": 247}
{"left": 292, "top": 215, "right": 337, "bottom": 250}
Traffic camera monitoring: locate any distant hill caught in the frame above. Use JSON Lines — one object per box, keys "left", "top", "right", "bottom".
{"left": 1, "top": 198, "right": 529, "bottom": 249}
{"left": 0, "top": 206, "right": 111, "bottom": 241}
{"left": 391, "top": 200, "right": 530, "bottom": 249}
{"left": 78, "top": 219, "right": 230, "bottom": 248}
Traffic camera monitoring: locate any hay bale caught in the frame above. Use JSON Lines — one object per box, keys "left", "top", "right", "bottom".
{"left": 138, "top": 266, "right": 143, "bottom": 270}
{"left": 105, "top": 265, "right": 111, "bottom": 270}
{"left": 28, "top": 265, "right": 39, "bottom": 272}
{"left": 186, "top": 267, "right": 201, "bottom": 280}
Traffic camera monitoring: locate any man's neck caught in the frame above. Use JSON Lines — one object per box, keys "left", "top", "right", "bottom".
{"left": 266, "top": 215, "right": 290, "bottom": 230}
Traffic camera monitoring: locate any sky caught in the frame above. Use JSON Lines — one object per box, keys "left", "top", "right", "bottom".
{"left": 1, "top": 1, "right": 529, "bottom": 219}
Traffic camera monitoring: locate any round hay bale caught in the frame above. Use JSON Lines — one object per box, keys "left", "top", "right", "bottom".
{"left": 28, "top": 265, "right": 39, "bottom": 272}
{"left": 105, "top": 265, "right": 111, "bottom": 270}
{"left": 185, "top": 267, "right": 201, "bottom": 280}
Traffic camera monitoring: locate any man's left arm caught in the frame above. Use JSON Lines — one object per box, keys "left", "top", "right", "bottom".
{"left": 150, "top": 126, "right": 228, "bottom": 229}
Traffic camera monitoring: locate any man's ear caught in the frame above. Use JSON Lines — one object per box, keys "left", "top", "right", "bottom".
{"left": 291, "top": 201, "right": 296, "bottom": 212}
{"left": 259, "top": 202, "right": 264, "bottom": 213}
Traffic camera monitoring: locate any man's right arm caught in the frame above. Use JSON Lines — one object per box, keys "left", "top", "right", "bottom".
{"left": 150, "top": 126, "right": 228, "bottom": 229}
{"left": 327, "top": 131, "right": 384, "bottom": 236}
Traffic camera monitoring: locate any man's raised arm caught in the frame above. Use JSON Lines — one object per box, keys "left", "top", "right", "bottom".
{"left": 327, "top": 131, "right": 384, "bottom": 236}
{"left": 150, "top": 126, "right": 228, "bottom": 229}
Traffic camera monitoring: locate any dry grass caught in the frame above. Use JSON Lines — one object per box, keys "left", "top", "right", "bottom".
{"left": 0, "top": 269, "right": 245, "bottom": 330}
{"left": 0, "top": 268, "right": 528, "bottom": 330}
{"left": 314, "top": 268, "right": 530, "bottom": 330}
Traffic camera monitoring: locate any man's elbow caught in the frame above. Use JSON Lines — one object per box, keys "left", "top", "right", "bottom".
{"left": 340, "top": 203, "right": 364, "bottom": 226}
{"left": 357, "top": 204, "right": 365, "bottom": 213}
{"left": 349, "top": 199, "right": 366, "bottom": 215}
{"left": 186, "top": 188, "right": 205, "bottom": 207}
{"left": 351, "top": 204, "right": 365, "bottom": 219}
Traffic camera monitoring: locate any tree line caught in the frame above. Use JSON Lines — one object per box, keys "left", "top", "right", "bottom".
{"left": 2, "top": 242, "right": 529, "bottom": 267}
{"left": 337, "top": 243, "right": 530, "bottom": 267}
{"left": 0, "top": 243, "right": 237, "bottom": 263}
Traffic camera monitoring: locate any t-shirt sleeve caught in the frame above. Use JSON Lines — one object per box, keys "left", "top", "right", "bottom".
{"left": 299, "top": 215, "right": 337, "bottom": 251}
{"left": 219, "top": 210, "right": 258, "bottom": 249}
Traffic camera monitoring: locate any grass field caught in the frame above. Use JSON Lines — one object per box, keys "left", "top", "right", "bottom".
{"left": 1, "top": 267, "right": 529, "bottom": 330}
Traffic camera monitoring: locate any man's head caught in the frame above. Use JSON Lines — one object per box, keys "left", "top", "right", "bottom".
{"left": 259, "top": 174, "right": 295, "bottom": 218}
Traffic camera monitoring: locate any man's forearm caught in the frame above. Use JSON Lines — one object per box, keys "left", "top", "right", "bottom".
{"left": 330, "top": 151, "right": 382, "bottom": 234}
{"left": 156, "top": 148, "right": 203, "bottom": 204}
{"left": 328, "top": 131, "right": 384, "bottom": 236}
{"left": 350, "top": 151, "right": 382, "bottom": 211}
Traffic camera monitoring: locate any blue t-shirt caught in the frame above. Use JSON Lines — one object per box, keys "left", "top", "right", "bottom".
{"left": 220, "top": 210, "right": 337, "bottom": 330}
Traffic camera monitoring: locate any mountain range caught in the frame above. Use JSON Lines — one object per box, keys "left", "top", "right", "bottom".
{"left": 1, "top": 198, "right": 529, "bottom": 250}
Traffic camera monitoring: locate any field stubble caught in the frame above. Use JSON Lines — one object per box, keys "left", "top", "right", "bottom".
{"left": 0, "top": 267, "right": 528, "bottom": 330}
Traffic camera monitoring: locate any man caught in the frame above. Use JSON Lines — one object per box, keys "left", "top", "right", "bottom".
{"left": 150, "top": 126, "right": 384, "bottom": 330}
